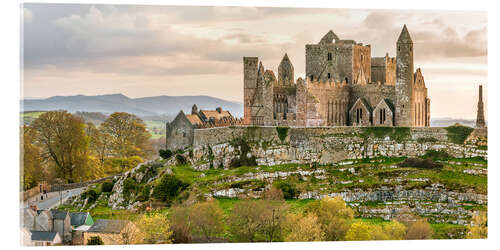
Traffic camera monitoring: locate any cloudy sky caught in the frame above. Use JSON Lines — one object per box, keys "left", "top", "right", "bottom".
{"left": 22, "top": 4, "right": 487, "bottom": 119}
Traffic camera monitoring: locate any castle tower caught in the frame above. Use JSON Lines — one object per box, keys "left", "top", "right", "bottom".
{"left": 278, "top": 53, "right": 294, "bottom": 85}
{"left": 395, "top": 25, "right": 414, "bottom": 127}
{"left": 243, "top": 57, "right": 259, "bottom": 125}
{"left": 476, "top": 85, "right": 486, "bottom": 128}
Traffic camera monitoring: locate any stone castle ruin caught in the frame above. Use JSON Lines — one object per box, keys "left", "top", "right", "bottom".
{"left": 244, "top": 25, "right": 430, "bottom": 127}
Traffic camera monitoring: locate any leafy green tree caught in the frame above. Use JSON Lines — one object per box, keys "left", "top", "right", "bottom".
{"left": 21, "top": 125, "right": 44, "bottom": 190}
{"left": 100, "top": 112, "right": 152, "bottom": 159}
{"left": 31, "top": 111, "right": 91, "bottom": 183}
{"left": 151, "top": 175, "right": 188, "bottom": 204}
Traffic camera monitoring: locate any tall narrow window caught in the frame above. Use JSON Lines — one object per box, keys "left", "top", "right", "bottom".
{"left": 327, "top": 73, "right": 331, "bottom": 79}
{"left": 328, "top": 52, "right": 332, "bottom": 61}
{"left": 360, "top": 108, "right": 363, "bottom": 119}
{"left": 380, "top": 109, "right": 383, "bottom": 124}
{"left": 356, "top": 109, "right": 360, "bottom": 124}
{"left": 310, "top": 75, "right": 314, "bottom": 81}
{"left": 383, "top": 109, "right": 386, "bottom": 123}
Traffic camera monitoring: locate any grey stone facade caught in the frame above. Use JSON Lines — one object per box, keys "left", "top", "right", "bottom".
{"left": 243, "top": 25, "right": 430, "bottom": 128}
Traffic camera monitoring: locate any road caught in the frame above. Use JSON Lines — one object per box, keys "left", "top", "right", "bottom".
{"left": 23, "top": 187, "right": 86, "bottom": 210}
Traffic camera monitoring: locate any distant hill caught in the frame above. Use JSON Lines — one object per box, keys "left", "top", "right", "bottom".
{"left": 21, "top": 94, "right": 244, "bottom": 118}
{"left": 430, "top": 118, "right": 486, "bottom": 127}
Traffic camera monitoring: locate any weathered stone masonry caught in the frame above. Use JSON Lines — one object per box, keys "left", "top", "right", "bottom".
{"left": 188, "top": 126, "right": 487, "bottom": 170}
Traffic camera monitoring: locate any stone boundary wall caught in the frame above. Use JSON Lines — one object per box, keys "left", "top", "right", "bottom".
{"left": 193, "top": 126, "right": 450, "bottom": 147}
{"left": 50, "top": 175, "right": 121, "bottom": 192}
{"left": 190, "top": 126, "right": 487, "bottom": 169}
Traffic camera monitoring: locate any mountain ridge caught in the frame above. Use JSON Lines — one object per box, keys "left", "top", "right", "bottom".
{"left": 22, "top": 94, "right": 244, "bottom": 117}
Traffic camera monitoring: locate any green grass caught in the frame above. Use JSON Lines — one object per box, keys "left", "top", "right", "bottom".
{"left": 430, "top": 223, "right": 467, "bottom": 239}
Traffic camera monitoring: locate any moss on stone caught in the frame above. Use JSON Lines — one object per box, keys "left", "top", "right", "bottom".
{"left": 361, "top": 127, "right": 411, "bottom": 142}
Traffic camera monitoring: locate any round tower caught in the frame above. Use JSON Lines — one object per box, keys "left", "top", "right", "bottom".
{"left": 395, "top": 25, "right": 414, "bottom": 127}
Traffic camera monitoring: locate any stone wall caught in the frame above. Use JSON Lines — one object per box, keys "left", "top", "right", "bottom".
{"left": 189, "top": 126, "right": 487, "bottom": 170}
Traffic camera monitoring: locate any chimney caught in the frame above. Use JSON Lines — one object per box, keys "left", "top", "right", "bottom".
{"left": 216, "top": 107, "right": 222, "bottom": 113}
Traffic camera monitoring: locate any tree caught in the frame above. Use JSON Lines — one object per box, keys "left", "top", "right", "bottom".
{"left": 151, "top": 174, "right": 189, "bottom": 204}
{"left": 86, "top": 122, "right": 111, "bottom": 169}
{"left": 284, "top": 213, "right": 325, "bottom": 242}
{"left": 21, "top": 125, "right": 44, "bottom": 190}
{"left": 87, "top": 236, "right": 104, "bottom": 245}
{"left": 189, "top": 199, "right": 225, "bottom": 242}
{"left": 135, "top": 212, "right": 173, "bottom": 244}
{"left": 31, "top": 111, "right": 91, "bottom": 183}
{"left": 305, "top": 196, "right": 354, "bottom": 241}
{"left": 264, "top": 187, "right": 284, "bottom": 201}
{"left": 170, "top": 205, "right": 192, "bottom": 243}
{"left": 467, "top": 212, "right": 487, "bottom": 239}
{"left": 406, "top": 219, "right": 433, "bottom": 240}
{"left": 229, "top": 199, "right": 266, "bottom": 242}
{"left": 100, "top": 112, "right": 152, "bottom": 160}
{"left": 383, "top": 220, "right": 407, "bottom": 240}
{"left": 228, "top": 199, "right": 288, "bottom": 242}
{"left": 345, "top": 221, "right": 372, "bottom": 241}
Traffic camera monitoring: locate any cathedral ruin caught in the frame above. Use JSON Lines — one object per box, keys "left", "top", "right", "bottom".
{"left": 243, "top": 25, "right": 430, "bottom": 127}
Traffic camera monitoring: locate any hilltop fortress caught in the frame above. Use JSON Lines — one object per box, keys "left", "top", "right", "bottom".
{"left": 244, "top": 25, "right": 429, "bottom": 127}
{"left": 167, "top": 25, "right": 438, "bottom": 151}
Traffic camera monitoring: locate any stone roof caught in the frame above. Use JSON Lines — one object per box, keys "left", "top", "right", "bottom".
{"left": 50, "top": 210, "right": 68, "bottom": 220}
{"left": 70, "top": 212, "right": 89, "bottom": 227}
{"left": 397, "top": 24, "right": 413, "bottom": 44}
{"left": 87, "top": 219, "right": 129, "bottom": 234}
{"left": 185, "top": 114, "right": 203, "bottom": 125}
{"left": 31, "top": 231, "right": 60, "bottom": 242}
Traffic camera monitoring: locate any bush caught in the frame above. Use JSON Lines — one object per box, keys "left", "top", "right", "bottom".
{"left": 101, "top": 181, "right": 114, "bottom": 193}
{"left": 159, "top": 149, "right": 173, "bottom": 159}
{"left": 87, "top": 236, "right": 104, "bottom": 245}
{"left": 276, "top": 127, "right": 289, "bottom": 142}
{"left": 136, "top": 184, "right": 152, "bottom": 202}
{"left": 445, "top": 125, "right": 474, "bottom": 144}
{"left": 82, "top": 189, "right": 98, "bottom": 204}
{"left": 176, "top": 154, "right": 188, "bottom": 165}
{"left": 398, "top": 158, "right": 443, "bottom": 170}
{"left": 122, "top": 178, "right": 138, "bottom": 199}
{"left": 152, "top": 175, "right": 189, "bottom": 204}
{"left": 274, "top": 181, "right": 298, "bottom": 199}
{"left": 422, "top": 150, "right": 451, "bottom": 161}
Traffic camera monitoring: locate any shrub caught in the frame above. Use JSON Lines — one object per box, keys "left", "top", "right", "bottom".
{"left": 159, "top": 149, "right": 173, "bottom": 159}
{"left": 445, "top": 124, "right": 474, "bottom": 144}
{"left": 276, "top": 127, "right": 289, "bottom": 142}
{"left": 422, "top": 150, "right": 450, "bottom": 161}
{"left": 176, "top": 154, "right": 188, "bottom": 165}
{"left": 87, "top": 236, "right": 104, "bottom": 245}
{"left": 398, "top": 158, "right": 443, "bottom": 170}
{"left": 122, "top": 178, "right": 138, "bottom": 199}
{"left": 274, "top": 181, "right": 298, "bottom": 199}
{"left": 136, "top": 184, "right": 152, "bottom": 202}
{"left": 101, "top": 181, "right": 114, "bottom": 193}
{"left": 151, "top": 175, "right": 189, "bottom": 204}
{"left": 82, "top": 189, "right": 98, "bottom": 204}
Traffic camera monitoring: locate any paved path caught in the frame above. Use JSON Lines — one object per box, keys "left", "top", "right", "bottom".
{"left": 23, "top": 187, "right": 86, "bottom": 210}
